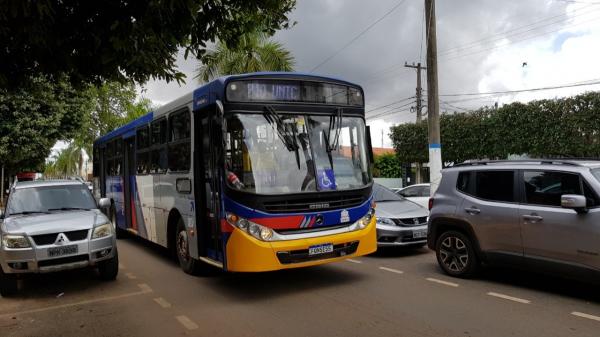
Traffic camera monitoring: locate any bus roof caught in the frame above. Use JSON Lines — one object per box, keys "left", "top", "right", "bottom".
{"left": 94, "top": 72, "right": 362, "bottom": 145}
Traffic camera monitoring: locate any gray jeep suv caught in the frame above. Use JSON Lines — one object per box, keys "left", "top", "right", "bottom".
{"left": 0, "top": 180, "right": 118, "bottom": 296}
{"left": 428, "top": 160, "right": 600, "bottom": 280}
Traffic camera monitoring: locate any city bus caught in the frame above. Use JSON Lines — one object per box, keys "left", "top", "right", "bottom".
{"left": 92, "top": 72, "right": 377, "bottom": 274}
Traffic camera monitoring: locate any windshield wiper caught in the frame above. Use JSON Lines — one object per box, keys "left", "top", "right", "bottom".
{"left": 48, "top": 207, "right": 91, "bottom": 211}
{"left": 323, "top": 107, "right": 343, "bottom": 168}
{"left": 263, "top": 105, "right": 301, "bottom": 169}
{"left": 9, "top": 211, "right": 51, "bottom": 216}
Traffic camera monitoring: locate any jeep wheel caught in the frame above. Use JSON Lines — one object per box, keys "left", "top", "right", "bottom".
{"left": 98, "top": 250, "right": 119, "bottom": 281}
{"left": 0, "top": 268, "right": 18, "bottom": 297}
{"left": 435, "top": 230, "right": 478, "bottom": 278}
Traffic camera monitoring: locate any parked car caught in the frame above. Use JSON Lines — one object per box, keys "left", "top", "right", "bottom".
{"left": 373, "top": 183, "right": 429, "bottom": 248}
{"left": 0, "top": 180, "right": 118, "bottom": 296}
{"left": 396, "top": 183, "right": 431, "bottom": 208}
{"left": 428, "top": 160, "right": 600, "bottom": 280}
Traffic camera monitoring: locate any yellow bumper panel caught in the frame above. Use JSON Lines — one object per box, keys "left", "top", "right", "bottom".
{"left": 225, "top": 217, "right": 377, "bottom": 272}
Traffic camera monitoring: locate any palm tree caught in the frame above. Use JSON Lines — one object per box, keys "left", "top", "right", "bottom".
{"left": 44, "top": 143, "right": 85, "bottom": 178}
{"left": 196, "top": 31, "right": 295, "bottom": 83}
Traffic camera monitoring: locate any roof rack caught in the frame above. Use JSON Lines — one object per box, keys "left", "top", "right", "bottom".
{"left": 451, "top": 159, "right": 594, "bottom": 168}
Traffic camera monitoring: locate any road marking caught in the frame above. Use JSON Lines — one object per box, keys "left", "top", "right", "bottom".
{"left": 346, "top": 259, "right": 362, "bottom": 264}
{"left": 137, "top": 283, "right": 153, "bottom": 293}
{"left": 176, "top": 315, "right": 199, "bottom": 330}
{"left": 487, "top": 292, "right": 530, "bottom": 304}
{"left": 572, "top": 311, "right": 600, "bottom": 322}
{"left": 426, "top": 277, "right": 459, "bottom": 287}
{"left": 125, "top": 272, "right": 137, "bottom": 279}
{"left": 379, "top": 266, "right": 404, "bottom": 274}
{"left": 153, "top": 297, "right": 172, "bottom": 309}
{"left": 0, "top": 290, "right": 149, "bottom": 317}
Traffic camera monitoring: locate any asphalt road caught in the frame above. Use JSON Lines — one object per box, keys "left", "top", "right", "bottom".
{"left": 2, "top": 237, "right": 600, "bottom": 337}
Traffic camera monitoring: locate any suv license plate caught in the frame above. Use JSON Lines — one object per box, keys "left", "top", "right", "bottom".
{"left": 308, "top": 243, "right": 334, "bottom": 256}
{"left": 48, "top": 245, "right": 78, "bottom": 257}
{"left": 413, "top": 229, "right": 427, "bottom": 239}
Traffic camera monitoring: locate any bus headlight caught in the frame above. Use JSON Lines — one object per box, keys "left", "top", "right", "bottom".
{"left": 358, "top": 208, "right": 375, "bottom": 229}
{"left": 2, "top": 234, "right": 31, "bottom": 248}
{"left": 226, "top": 212, "right": 274, "bottom": 242}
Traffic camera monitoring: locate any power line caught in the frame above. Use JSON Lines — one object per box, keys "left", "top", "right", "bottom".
{"left": 309, "top": 0, "right": 409, "bottom": 72}
{"left": 367, "top": 100, "right": 416, "bottom": 119}
{"left": 366, "top": 96, "right": 415, "bottom": 113}
{"left": 438, "top": 78, "right": 600, "bottom": 97}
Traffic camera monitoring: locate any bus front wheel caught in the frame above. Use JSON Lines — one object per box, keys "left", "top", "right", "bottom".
{"left": 176, "top": 219, "right": 204, "bottom": 275}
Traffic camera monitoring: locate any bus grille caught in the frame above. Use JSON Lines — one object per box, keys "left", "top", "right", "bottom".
{"left": 276, "top": 241, "right": 359, "bottom": 264}
{"left": 264, "top": 195, "right": 365, "bottom": 213}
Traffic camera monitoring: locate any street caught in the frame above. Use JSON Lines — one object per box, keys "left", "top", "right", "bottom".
{"left": 2, "top": 237, "right": 599, "bottom": 337}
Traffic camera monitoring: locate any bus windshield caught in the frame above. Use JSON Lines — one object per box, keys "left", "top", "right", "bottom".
{"left": 226, "top": 113, "right": 371, "bottom": 194}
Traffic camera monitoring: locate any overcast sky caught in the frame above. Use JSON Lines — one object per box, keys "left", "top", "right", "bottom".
{"left": 139, "top": 0, "right": 600, "bottom": 148}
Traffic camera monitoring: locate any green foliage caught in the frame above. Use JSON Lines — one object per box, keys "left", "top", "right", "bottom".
{"left": 373, "top": 153, "right": 403, "bottom": 178}
{"left": 196, "top": 31, "right": 295, "bottom": 82}
{"left": 44, "top": 142, "right": 84, "bottom": 178}
{"left": 75, "top": 82, "right": 154, "bottom": 155}
{"left": 0, "top": 75, "right": 93, "bottom": 172}
{"left": 390, "top": 92, "right": 600, "bottom": 164}
{"left": 0, "top": 1, "right": 296, "bottom": 88}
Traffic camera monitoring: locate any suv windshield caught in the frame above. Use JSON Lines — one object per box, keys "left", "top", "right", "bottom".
{"left": 6, "top": 185, "right": 96, "bottom": 216}
{"left": 225, "top": 113, "right": 371, "bottom": 194}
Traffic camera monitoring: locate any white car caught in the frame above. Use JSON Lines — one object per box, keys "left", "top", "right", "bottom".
{"left": 395, "top": 183, "right": 430, "bottom": 209}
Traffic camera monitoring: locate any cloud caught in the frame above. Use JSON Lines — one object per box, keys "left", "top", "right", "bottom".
{"left": 138, "top": 0, "right": 600, "bottom": 148}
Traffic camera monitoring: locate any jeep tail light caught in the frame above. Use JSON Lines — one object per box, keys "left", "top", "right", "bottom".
{"left": 428, "top": 197, "right": 434, "bottom": 211}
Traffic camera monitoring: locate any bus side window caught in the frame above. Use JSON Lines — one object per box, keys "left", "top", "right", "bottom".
{"left": 150, "top": 118, "right": 167, "bottom": 173}
{"left": 168, "top": 110, "right": 191, "bottom": 172}
{"left": 136, "top": 126, "right": 150, "bottom": 175}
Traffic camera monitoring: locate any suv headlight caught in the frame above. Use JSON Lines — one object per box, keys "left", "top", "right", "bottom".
{"left": 2, "top": 234, "right": 31, "bottom": 248}
{"left": 92, "top": 223, "right": 113, "bottom": 239}
{"left": 376, "top": 217, "right": 395, "bottom": 226}
{"left": 226, "top": 213, "right": 274, "bottom": 241}
{"left": 358, "top": 208, "right": 376, "bottom": 229}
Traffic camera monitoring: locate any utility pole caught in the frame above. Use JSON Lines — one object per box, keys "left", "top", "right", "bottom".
{"left": 405, "top": 61, "right": 426, "bottom": 184}
{"left": 425, "top": 0, "right": 442, "bottom": 193}
{"left": 404, "top": 62, "right": 426, "bottom": 122}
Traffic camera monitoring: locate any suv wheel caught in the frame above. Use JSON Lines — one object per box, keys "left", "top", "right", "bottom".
{"left": 98, "top": 249, "right": 119, "bottom": 281}
{"left": 0, "top": 268, "right": 18, "bottom": 297}
{"left": 435, "top": 230, "right": 478, "bottom": 278}
{"left": 111, "top": 206, "right": 124, "bottom": 239}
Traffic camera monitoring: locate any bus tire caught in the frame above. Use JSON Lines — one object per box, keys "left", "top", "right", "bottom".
{"left": 175, "top": 218, "right": 204, "bottom": 276}
{"left": 110, "top": 206, "right": 125, "bottom": 240}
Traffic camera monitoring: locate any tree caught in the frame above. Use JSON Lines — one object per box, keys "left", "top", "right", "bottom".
{"left": 44, "top": 143, "right": 83, "bottom": 178}
{"left": 196, "top": 31, "right": 295, "bottom": 82}
{"left": 0, "top": 1, "right": 296, "bottom": 88}
{"left": 373, "top": 153, "right": 403, "bottom": 178}
{"left": 0, "top": 75, "right": 93, "bottom": 173}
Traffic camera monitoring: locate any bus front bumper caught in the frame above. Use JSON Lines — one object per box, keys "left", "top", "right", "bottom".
{"left": 225, "top": 217, "right": 377, "bottom": 272}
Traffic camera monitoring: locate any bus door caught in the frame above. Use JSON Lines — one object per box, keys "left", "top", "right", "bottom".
{"left": 123, "top": 137, "right": 136, "bottom": 230}
{"left": 194, "top": 103, "right": 224, "bottom": 261}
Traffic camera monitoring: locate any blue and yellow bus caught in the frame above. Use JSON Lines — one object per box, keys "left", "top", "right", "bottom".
{"left": 93, "top": 72, "right": 377, "bottom": 274}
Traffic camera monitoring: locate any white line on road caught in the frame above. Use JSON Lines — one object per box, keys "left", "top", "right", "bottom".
{"left": 125, "top": 272, "right": 137, "bottom": 279}
{"left": 137, "top": 283, "right": 153, "bottom": 293}
{"left": 572, "top": 311, "right": 600, "bottom": 322}
{"left": 346, "top": 259, "right": 362, "bottom": 264}
{"left": 426, "top": 277, "right": 459, "bottom": 287}
{"left": 487, "top": 292, "right": 530, "bottom": 304}
{"left": 0, "top": 290, "right": 150, "bottom": 317}
{"left": 176, "top": 315, "right": 199, "bottom": 330}
{"left": 153, "top": 297, "right": 172, "bottom": 309}
{"left": 379, "top": 266, "right": 404, "bottom": 274}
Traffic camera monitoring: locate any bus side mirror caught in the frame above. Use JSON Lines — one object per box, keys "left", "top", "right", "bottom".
{"left": 365, "top": 125, "right": 375, "bottom": 164}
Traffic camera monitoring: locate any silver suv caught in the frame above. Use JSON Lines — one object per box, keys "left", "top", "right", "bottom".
{"left": 428, "top": 160, "right": 600, "bottom": 279}
{"left": 0, "top": 180, "right": 118, "bottom": 296}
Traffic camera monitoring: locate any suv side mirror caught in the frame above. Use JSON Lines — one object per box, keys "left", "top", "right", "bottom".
{"left": 0, "top": 209, "right": 4, "bottom": 219}
{"left": 98, "top": 198, "right": 111, "bottom": 209}
{"left": 561, "top": 194, "right": 587, "bottom": 213}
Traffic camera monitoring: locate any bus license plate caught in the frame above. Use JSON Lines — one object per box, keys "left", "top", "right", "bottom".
{"left": 413, "top": 229, "right": 427, "bottom": 239}
{"left": 48, "top": 245, "right": 78, "bottom": 257}
{"left": 308, "top": 243, "right": 334, "bottom": 256}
